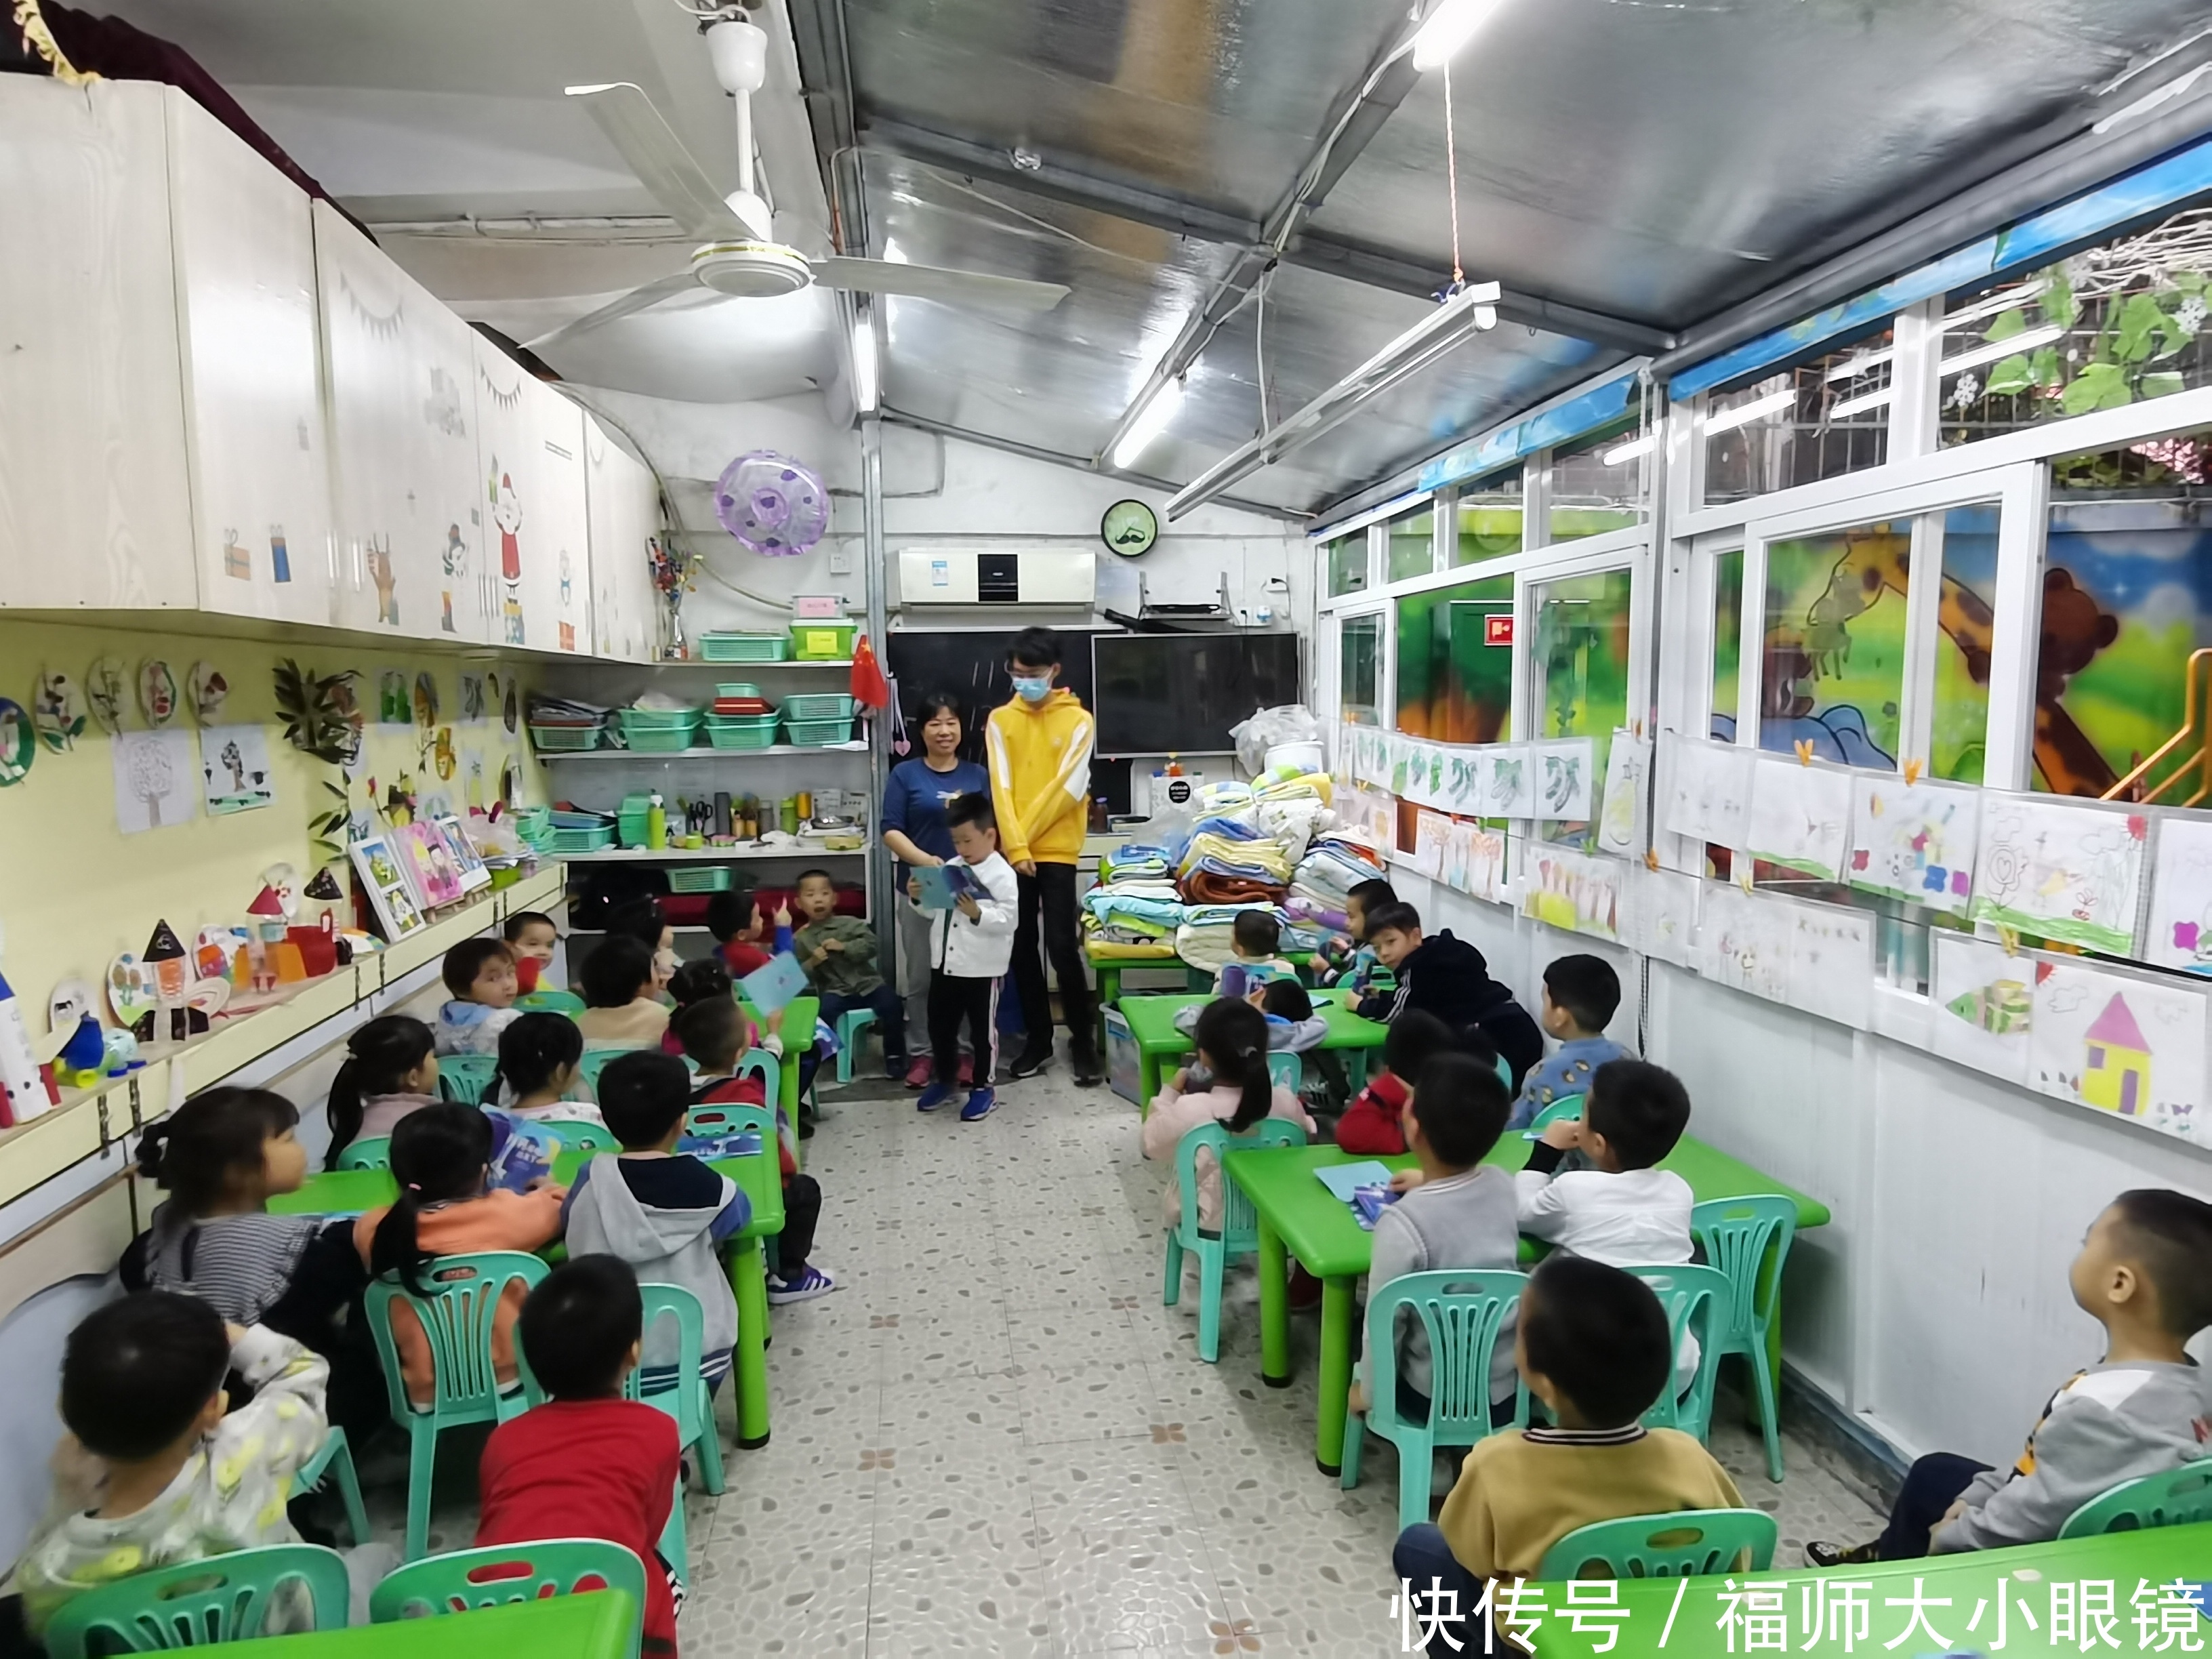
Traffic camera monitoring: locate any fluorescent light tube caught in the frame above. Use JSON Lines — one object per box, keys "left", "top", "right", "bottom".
{"left": 1824, "top": 347, "right": 1893, "bottom": 382}
{"left": 1939, "top": 280, "right": 2048, "bottom": 332}
{"left": 1411, "top": 0, "right": 1504, "bottom": 69}
{"left": 1600, "top": 434, "right": 1654, "bottom": 466}
{"left": 852, "top": 314, "right": 878, "bottom": 413}
{"left": 1704, "top": 388, "right": 1795, "bottom": 435}
{"left": 1112, "top": 377, "right": 1184, "bottom": 470}
{"left": 1826, "top": 387, "right": 1892, "bottom": 421}
{"left": 1940, "top": 323, "right": 2064, "bottom": 378}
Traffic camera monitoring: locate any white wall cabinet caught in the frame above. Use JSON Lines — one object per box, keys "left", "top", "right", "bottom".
{"left": 586, "top": 417, "right": 663, "bottom": 663}
{"left": 474, "top": 342, "right": 590, "bottom": 654}
{"left": 316, "top": 202, "right": 488, "bottom": 644}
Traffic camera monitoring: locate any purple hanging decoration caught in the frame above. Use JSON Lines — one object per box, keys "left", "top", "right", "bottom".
{"left": 714, "top": 450, "right": 830, "bottom": 557}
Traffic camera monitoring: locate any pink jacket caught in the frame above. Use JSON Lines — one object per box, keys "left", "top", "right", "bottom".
{"left": 1141, "top": 1082, "right": 1315, "bottom": 1230}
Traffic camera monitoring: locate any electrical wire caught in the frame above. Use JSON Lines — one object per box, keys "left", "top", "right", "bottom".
{"left": 1442, "top": 58, "right": 1464, "bottom": 290}
{"left": 1254, "top": 264, "right": 1274, "bottom": 432}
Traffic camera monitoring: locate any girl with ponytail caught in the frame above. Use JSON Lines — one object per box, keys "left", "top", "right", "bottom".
{"left": 323, "top": 1015, "right": 439, "bottom": 1170}
{"left": 1140, "top": 996, "right": 1315, "bottom": 1232}
{"left": 351, "top": 1102, "right": 566, "bottom": 1406}
{"left": 494, "top": 1011, "right": 600, "bottom": 1126}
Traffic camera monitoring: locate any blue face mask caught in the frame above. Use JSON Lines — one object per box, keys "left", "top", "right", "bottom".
{"left": 1010, "top": 674, "right": 1052, "bottom": 703}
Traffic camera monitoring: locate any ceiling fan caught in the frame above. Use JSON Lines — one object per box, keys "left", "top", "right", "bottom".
{"left": 529, "top": 15, "right": 1067, "bottom": 354}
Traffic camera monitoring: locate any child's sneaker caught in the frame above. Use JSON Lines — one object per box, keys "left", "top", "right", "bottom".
{"left": 766, "top": 1265, "right": 839, "bottom": 1304}
{"left": 885, "top": 1054, "right": 909, "bottom": 1082}
{"left": 903, "top": 1054, "right": 935, "bottom": 1089}
{"left": 958, "top": 1086, "right": 997, "bottom": 1122}
{"left": 916, "top": 1080, "right": 956, "bottom": 1113}
{"left": 958, "top": 1054, "right": 975, "bottom": 1086}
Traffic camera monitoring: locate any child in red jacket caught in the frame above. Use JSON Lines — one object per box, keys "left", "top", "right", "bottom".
{"left": 477, "top": 1256, "right": 682, "bottom": 1654}
{"left": 1335, "top": 1010, "right": 1457, "bottom": 1155}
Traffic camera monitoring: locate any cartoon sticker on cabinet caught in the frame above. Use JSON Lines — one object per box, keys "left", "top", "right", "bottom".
{"left": 222, "top": 529, "right": 251, "bottom": 581}
{"left": 367, "top": 537, "right": 399, "bottom": 627}
{"left": 441, "top": 523, "right": 467, "bottom": 634}
{"left": 270, "top": 527, "right": 292, "bottom": 584}
{"left": 558, "top": 550, "right": 576, "bottom": 651}
{"left": 490, "top": 461, "right": 525, "bottom": 644}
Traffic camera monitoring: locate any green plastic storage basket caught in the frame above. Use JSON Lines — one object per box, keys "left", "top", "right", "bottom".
{"left": 780, "top": 693, "right": 856, "bottom": 722}
{"left": 670, "top": 866, "right": 734, "bottom": 893}
{"left": 704, "top": 713, "right": 781, "bottom": 750}
{"left": 714, "top": 683, "right": 764, "bottom": 701}
{"left": 787, "top": 621, "right": 857, "bottom": 661}
{"left": 701, "top": 633, "right": 787, "bottom": 663}
{"left": 546, "top": 823, "right": 615, "bottom": 854}
{"left": 784, "top": 716, "right": 857, "bottom": 747}
{"left": 528, "top": 722, "right": 602, "bottom": 753}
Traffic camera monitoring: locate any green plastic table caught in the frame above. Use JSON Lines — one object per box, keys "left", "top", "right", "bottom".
{"left": 1218, "top": 1137, "right": 1830, "bottom": 1475}
{"left": 1517, "top": 1523, "right": 2212, "bottom": 1657}
{"left": 1119, "top": 987, "right": 1389, "bottom": 1109}
{"left": 220, "top": 1591, "right": 638, "bottom": 1658}
{"left": 274, "top": 1142, "right": 787, "bottom": 1450}
{"left": 739, "top": 993, "right": 815, "bottom": 1144}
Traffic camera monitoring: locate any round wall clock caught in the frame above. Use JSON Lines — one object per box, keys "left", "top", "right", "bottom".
{"left": 1101, "top": 499, "right": 1158, "bottom": 557}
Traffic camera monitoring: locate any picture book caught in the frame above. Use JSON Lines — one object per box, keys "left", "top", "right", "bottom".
{"left": 433, "top": 813, "right": 491, "bottom": 894}
{"left": 739, "top": 950, "right": 811, "bottom": 1015}
{"left": 910, "top": 861, "right": 982, "bottom": 912}
{"left": 1314, "top": 1160, "right": 1399, "bottom": 1229}
{"left": 395, "top": 821, "right": 465, "bottom": 908}
{"left": 350, "top": 834, "right": 424, "bottom": 941}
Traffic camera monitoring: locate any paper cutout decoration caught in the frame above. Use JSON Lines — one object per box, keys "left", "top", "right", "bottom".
{"left": 460, "top": 673, "right": 487, "bottom": 724}
{"left": 187, "top": 661, "right": 228, "bottom": 724}
{"left": 1520, "top": 846, "right": 1623, "bottom": 941}
{"left": 1662, "top": 737, "right": 1753, "bottom": 846}
{"left": 1784, "top": 901, "right": 1874, "bottom": 1029}
{"left": 2144, "top": 814, "right": 2212, "bottom": 976}
{"left": 2028, "top": 957, "right": 2203, "bottom": 1143}
{"left": 1532, "top": 739, "right": 1595, "bottom": 822}
{"left": 246, "top": 884, "right": 289, "bottom": 942}
{"left": 1969, "top": 793, "right": 2147, "bottom": 956}
{"left": 1597, "top": 730, "right": 1651, "bottom": 857}
{"left": 33, "top": 673, "right": 83, "bottom": 753}
{"left": 1744, "top": 755, "right": 1855, "bottom": 880}
{"left": 1847, "top": 773, "right": 1980, "bottom": 915}
{"left": 1481, "top": 745, "right": 1535, "bottom": 818}
{"left": 1930, "top": 931, "right": 2031, "bottom": 1084}
{"left": 0, "top": 701, "right": 32, "bottom": 787}
{"left": 304, "top": 866, "right": 345, "bottom": 903}
{"left": 351, "top": 835, "right": 425, "bottom": 940}
{"left": 85, "top": 658, "right": 127, "bottom": 735}
{"left": 377, "top": 670, "right": 410, "bottom": 725}
{"left": 139, "top": 660, "right": 179, "bottom": 726}
{"left": 106, "top": 953, "right": 159, "bottom": 1030}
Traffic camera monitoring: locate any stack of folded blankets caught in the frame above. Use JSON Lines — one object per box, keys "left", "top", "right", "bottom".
{"left": 1250, "top": 769, "right": 1334, "bottom": 853}
{"left": 1177, "top": 816, "right": 1292, "bottom": 906}
{"left": 1175, "top": 903, "right": 1282, "bottom": 972}
{"left": 1083, "top": 843, "right": 1185, "bottom": 949}
{"left": 1284, "top": 830, "right": 1389, "bottom": 934}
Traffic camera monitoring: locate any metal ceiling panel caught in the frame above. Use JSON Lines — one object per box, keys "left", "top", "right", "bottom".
{"left": 1305, "top": 0, "right": 2212, "bottom": 331}
{"left": 841, "top": 0, "right": 1406, "bottom": 222}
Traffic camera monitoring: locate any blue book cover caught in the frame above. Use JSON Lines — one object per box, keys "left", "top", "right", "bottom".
{"left": 910, "top": 862, "right": 981, "bottom": 912}
{"left": 739, "top": 950, "right": 810, "bottom": 1015}
{"left": 1314, "top": 1160, "right": 1395, "bottom": 1203}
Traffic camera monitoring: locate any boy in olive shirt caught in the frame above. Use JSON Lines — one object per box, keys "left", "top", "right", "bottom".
{"left": 794, "top": 868, "right": 906, "bottom": 1081}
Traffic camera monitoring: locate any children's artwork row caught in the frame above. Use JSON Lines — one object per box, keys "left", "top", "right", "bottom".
{"left": 348, "top": 817, "right": 492, "bottom": 941}
{"left": 1338, "top": 725, "right": 1602, "bottom": 824}
{"left": 1656, "top": 733, "right": 2212, "bottom": 970}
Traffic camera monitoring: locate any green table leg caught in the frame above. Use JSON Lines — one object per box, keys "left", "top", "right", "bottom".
{"left": 1258, "top": 1218, "right": 1290, "bottom": 1387}
{"left": 1315, "top": 1273, "right": 1356, "bottom": 1476}
{"left": 731, "top": 1238, "right": 773, "bottom": 1449}
{"left": 1139, "top": 1048, "right": 1162, "bottom": 1112}
{"left": 1754, "top": 1237, "right": 1783, "bottom": 1431}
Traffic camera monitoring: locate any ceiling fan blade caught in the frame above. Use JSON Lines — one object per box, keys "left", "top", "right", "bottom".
{"left": 566, "top": 81, "right": 750, "bottom": 241}
{"left": 524, "top": 270, "right": 705, "bottom": 355}
{"left": 812, "top": 256, "right": 1068, "bottom": 313}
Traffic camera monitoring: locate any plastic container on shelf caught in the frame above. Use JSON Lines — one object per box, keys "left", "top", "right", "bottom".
{"left": 787, "top": 621, "right": 857, "bottom": 661}
{"left": 779, "top": 692, "right": 856, "bottom": 724}
{"left": 528, "top": 722, "right": 602, "bottom": 753}
{"left": 701, "top": 632, "right": 788, "bottom": 663}
{"left": 616, "top": 792, "right": 655, "bottom": 848}
{"left": 615, "top": 708, "right": 704, "bottom": 753}
{"left": 783, "top": 715, "right": 857, "bottom": 747}
{"left": 546, "top": 822, "right": 616, "bottom": 854}
{"left": 669, "top": 866, "right": 733, "bottom": 894}
{"left": 703, "top": 712, "right": 781, "bottom": 750}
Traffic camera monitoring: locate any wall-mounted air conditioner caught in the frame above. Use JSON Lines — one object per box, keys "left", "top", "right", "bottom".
{"left": 896, "top": 548, "right": 1096, "bottom": 608}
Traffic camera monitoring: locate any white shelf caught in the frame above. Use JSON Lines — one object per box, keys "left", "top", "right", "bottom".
{"left": 562, "top": 843, "right": 870, "bottom": 862}
{"left": 651, "top": 658, "right": 855, "bottom": 670}
{"left": 539, "top": 742, "right": 869, "bottom": 762}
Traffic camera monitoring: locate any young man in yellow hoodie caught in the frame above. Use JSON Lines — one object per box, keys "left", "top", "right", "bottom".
{"left": 985, "top": 628, "right": 1103, "bottom": 1086}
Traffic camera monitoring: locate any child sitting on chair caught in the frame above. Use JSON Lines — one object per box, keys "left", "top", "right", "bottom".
{"left": 1334, "top": 1011, "right": 1456, "bottom": 1156}
{"left": 502, "top": 910, "right": 560, "bottom": 992}
{"left": 1141, "top": 998, "right": 1314, "bottom": 1232}
{"left": 19, "top": 1295, "right": 332, "bottom": 1639}
{"left": 1319, "top": 877, "right": 1397, "bottom": 994}
{"left": 1216, "top": 909, "right": 1296, "bottom": 994}
{"left": 794, "top": 869, "right": 907, "bottom": 1083}
{"left": 476, "top": 1256, "right": 684, "bottom": 1658}
{"left": 433, "top": 938, "right": 523, "bottom": 1057}
{"left": 1393, "top": 1256, "right": 1744, "bottom": 1652}
{"left": 322, "top": 1015, "right": 441, "bottom": 1169}
{"left": 707, "top": 882, "right": 795, "bottom": 987}
{"left": 491, "top": 1010, "right": 604, "bottom": 1126}
{"left": 1506, "top": 954, "right": 1630, "bottom": 1131}
{"left": 1809, "top": 1188, "right": 2212, "bottom": 1565}
{"left": 576, "top": 935, "right": 671, "bottom": 1048}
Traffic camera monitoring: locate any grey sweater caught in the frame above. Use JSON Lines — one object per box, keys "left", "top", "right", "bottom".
{"left": 1936, "top": 1359, "right": 2212, "bottom": 1552}
{"left": 1366, "top": 1166, "right": 1522, "bottom": 1405}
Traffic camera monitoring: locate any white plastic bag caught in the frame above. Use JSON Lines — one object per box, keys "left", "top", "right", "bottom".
{"left": 1230, "top": 704, "right": 1322, "bottom": 775}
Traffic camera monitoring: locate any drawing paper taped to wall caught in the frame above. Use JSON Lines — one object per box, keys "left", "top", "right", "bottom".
{"left": 2028, "top": 956, "right": 2203, "bottom": 1143}
{"left": 1930, "top": 930, "right": 2032, "bottom": 1084}
{"left": 1454, "top": 823, "right": 1509, "bottom": 905}
{"left": 1662, "top": 735, "right": 1752, "bottom": 846}
{"left": 1481, "top": 745, "right": 1535, "bottom": 819}
{"left": 1532, "top": 739, "right": 1595, "bottom": 823}
{"left": 1521, "top": 845, "right": 1622, "bottom": 941}
{"left": 1784, "top": 900, "right": 1873, "bottom": 1029}
{"left": 1626, "top": 865, "right": 1700, "bottom": 968}
{"left": 2143, "top": 813, "right": 2212, "bottom": 976}
{"left": 1413, "top": 809, "right": 1450, "bottom": 878}
{"left": 1744, "top": 756, "right": 1855, "bottom": 881}
{"left": 1698, "top": 884, "right": 1790, "bottom": 1004}
{"left": 1969, "top": 793, "right": 2146, "bottom": 956}
{"left": 1848, "top": 773, "right": 1980, "bottom": 916}
{"left": 1597, "top": 730, "right": 1651, "bottom": 857}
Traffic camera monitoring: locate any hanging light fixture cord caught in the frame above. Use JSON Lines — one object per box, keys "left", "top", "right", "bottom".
{"left": 1443, "top": 58, "right": 1465, "bottom": 293}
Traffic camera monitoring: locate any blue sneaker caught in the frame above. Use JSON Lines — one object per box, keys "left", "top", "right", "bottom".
{"left": 916, "top": 1080, "right": 956, "bottom": 1113}
{"left": 958, "top": 1086, "right": 997, "bottom": 1122}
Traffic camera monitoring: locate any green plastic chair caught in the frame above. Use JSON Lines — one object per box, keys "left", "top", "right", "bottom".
{"left": 1528, "top": 1094, "right": 1584, "bottom": 1132}
{"left": 1161, "top": 1118, "right": 1309, "bottom": 1362}
{"left": 628, "top": 1284, "right": 726, "bottom": 1584}
{"left": 437, "top": 1053, "right": 499, "bottom": 1105}
{"left": 2057, "top": 1460, "right": 2212, "bottom": 1538}
{"left": 832, "top": 1007, "right": 878, "bottom": 1082}
{"left": 737, "top": 1047, "right": 781, "bottom": 1103}
{"left": 1538, "top": 1508, "right": 1778, "bottom": 1580}
{"left": 1624, "top": 1264, "right": 1730, "bottom": 1441}
{"left": 369, "top": 1538, "right": 647, "bottom": 1659}
{"left": 578, "top": 1046, "right": 649, "bottom": 1099}
{"left": 294, "top": 1427, "right": 370, "bottom": 1545}
{"left": 43, "top": 1544, "right": 350, "bottom": 1655}
{"left": 1343, "top": 1269, "right": 1530, "bottom": 1528}
{"left": 516, "top": 988, "right": 586, "bottom": 1015}
{"left": 1266, "top": 1052, "right": 1302, "bottom": 1092}
{"left": 335, "top": 1135, "right": 392, "bottom": 1172}
{"left": 367, "top": 1250, "right": 550, "bottom": 1560}
{"left": 539, "top": 1120, "right": 619, "bottom": 1153}
{"left": 1691, "top": 1195, "right": 1800, "bottom": 1482}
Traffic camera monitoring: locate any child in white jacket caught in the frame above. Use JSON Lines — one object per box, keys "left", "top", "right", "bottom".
{"left": 1143, "top": 997, "right": 1315, "bottom": 1230}
{"left": 911, "top": 792, "right": 1020, "bottom": 1122}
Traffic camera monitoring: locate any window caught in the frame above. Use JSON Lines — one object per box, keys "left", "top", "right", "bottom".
{"left": 2035, "top": 426, "right": 2212, "bottom": 799}
{"left": 1931, "top": 506, "right": 1997, "bottom": 785}
{"left": 1757, "top": 517, "right": 1914, "bottom": 767}
{"left": 1702, "top": 331, "right": 1894, "bottom": 504}
{"left": 1395, "top": 575, "right": 1513, "bottom": 743}
{"left": 1939, "top": 204, "right": 2212, "bottom": 447}
{"left": 1339, "top": 615, "right": 1381, "bottom": 726}
{"left": 1711, "top": 548, "right": 1744, "bottom": 740}
{"left": 1452, "top": 469, "right": 1524, "bottom": 564}
{"left": 1549, "top": 424, "right": 1643, "bottom": 542}
{"left": 1326, "top": 531, "right": 1370, "bottom": 598}
{"left": 1387, "top": 504, "right": 1437, "bottom": 583}
{"left": 1530, "top": 567, "right": 1633, "bottom": 844}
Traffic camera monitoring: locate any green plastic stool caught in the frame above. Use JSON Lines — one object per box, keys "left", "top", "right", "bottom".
{"left": 516, "top": 988, "right": 586, "bottom": 1015}
{"left": 336, "top": 1136, "right": 392, "bottom": 1172}
{"left": 1691, "top": 1194, "right": 1799, "bottom": 1482}
{"left": 2058, "top": 1460, "right": 2212, "bottom": 1538}
{"left": 832, "top": 1008, "right": 877, "bottom": 1082}
{"left": 367, "top": 1250, "right": 549, "bottom": 1560}
{"left": 437, "top": 1053, "right": 499, "bottom": 1105}
{"left": 1161, "top": 1118, "right": 1307, "bottom": 1362}
{"left": 295, "top": 1426, "right": 371, "bottom": 1545}
{"left": 369, "top": 1539, "right": 646, "bottom": 1659}
{"left": 1343, "top": 1268, "right": 1530, "bottom": 1528}
{"left": 1538, "top": 1508, "right": 1778, "bottom": 1579}
{"left": 1624, "top": 1263, "right": 1730, "bottom": 1441}
{"left": 43, "top": 1543, "right": 350, "bottom": 1655}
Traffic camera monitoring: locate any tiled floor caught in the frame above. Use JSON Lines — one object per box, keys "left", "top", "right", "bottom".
{"left": 372, "top": 1054, "right": 1889, "bottom": 1656}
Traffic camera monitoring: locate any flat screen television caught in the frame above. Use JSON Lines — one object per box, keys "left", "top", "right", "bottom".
{"left": 1091, "top": 632, "right": 1302, "bottom": 757}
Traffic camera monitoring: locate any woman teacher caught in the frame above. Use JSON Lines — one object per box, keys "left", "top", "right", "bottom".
{"left": 881, "top": 691, "right": 991, "bottom": 1088}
